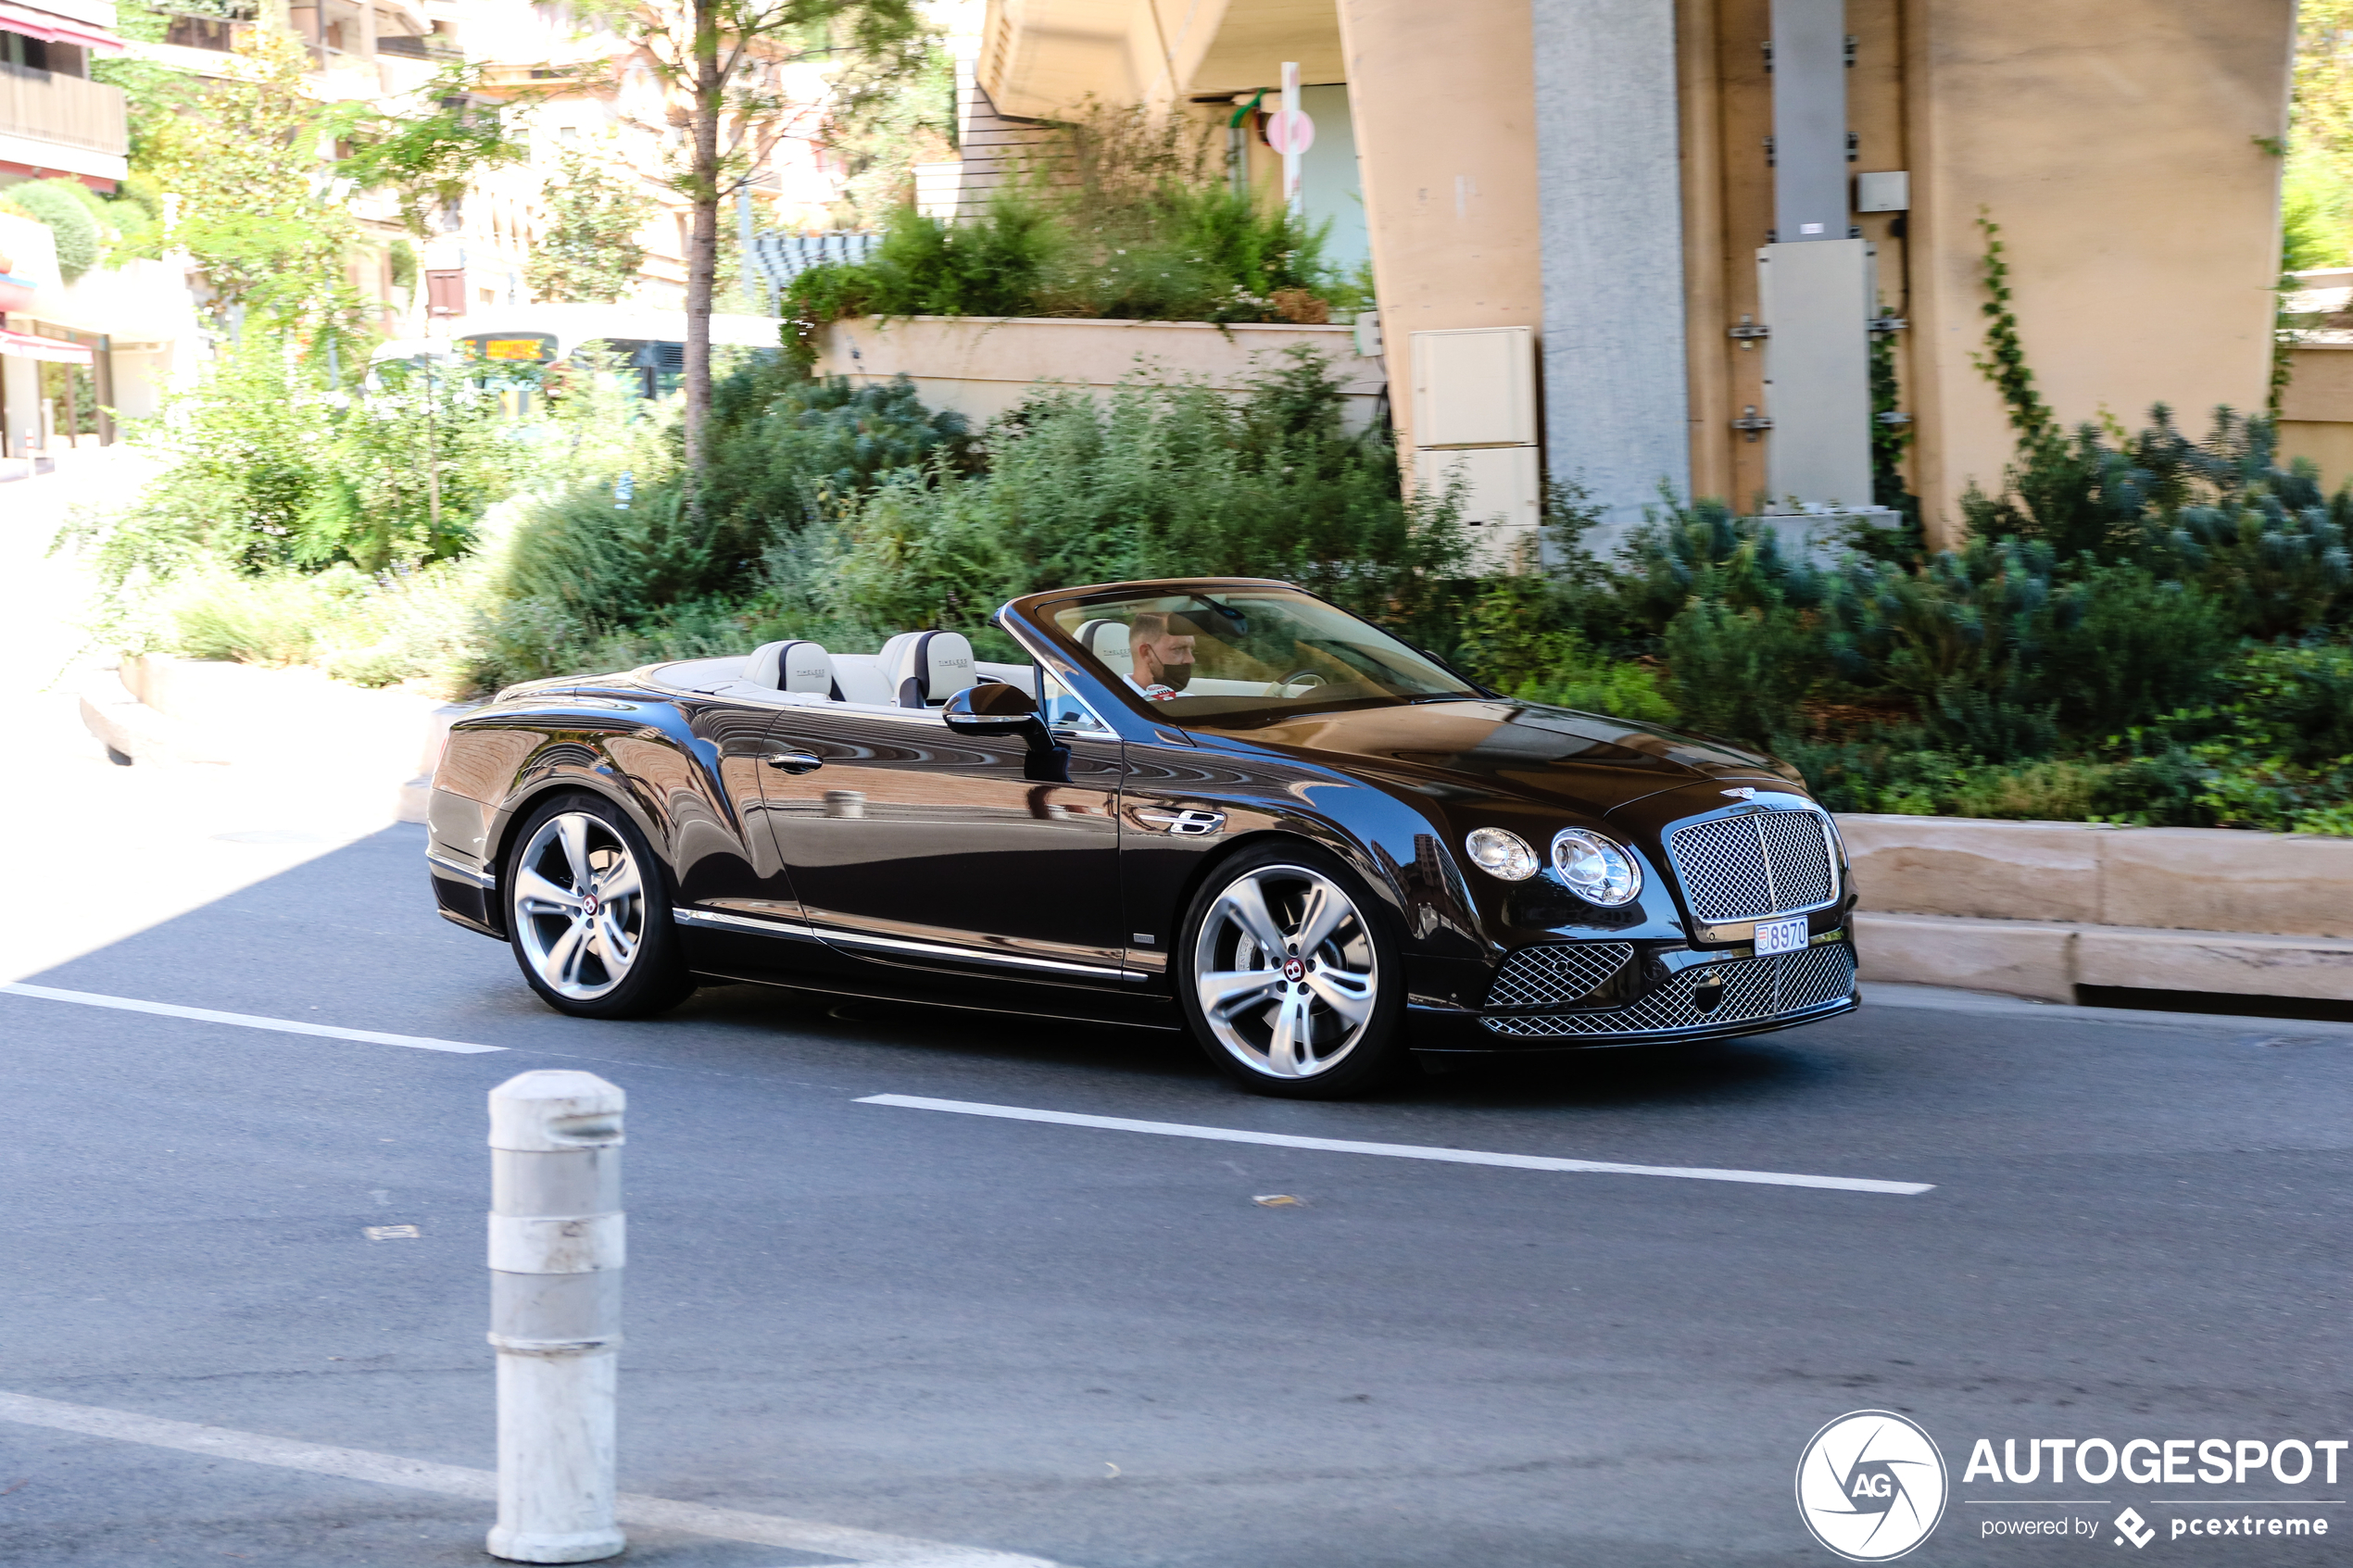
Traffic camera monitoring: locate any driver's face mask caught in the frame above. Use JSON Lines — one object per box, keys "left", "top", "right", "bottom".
{"left": 1155, "top": 659, "right": 1194, "bottom": 691}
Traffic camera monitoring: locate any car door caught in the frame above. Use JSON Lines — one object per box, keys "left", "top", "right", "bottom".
{"left": 752, "top": 684, "right": 1126, "bottom": 986}
{"left": 658, "top": 691, "right": 828, "bottom": 978}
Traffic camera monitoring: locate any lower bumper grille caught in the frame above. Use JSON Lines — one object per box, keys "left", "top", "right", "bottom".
{"left": 1484, "top": 942, "right": 1635, "bottom": 1009}
{"left": 1481, "top": 943, "right": 1855, "bottom": 1039}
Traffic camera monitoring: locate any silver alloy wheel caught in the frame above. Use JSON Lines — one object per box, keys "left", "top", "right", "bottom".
{"left": 512, "top": 811, "right": 648, "bottom": 1001}
{"left": 1192, "top": 863, "right": 1379, "bottom": 1080}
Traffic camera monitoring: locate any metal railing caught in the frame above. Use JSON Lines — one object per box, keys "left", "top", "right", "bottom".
{"left": 0, "top": 68, "right": 127, "bottom": 156}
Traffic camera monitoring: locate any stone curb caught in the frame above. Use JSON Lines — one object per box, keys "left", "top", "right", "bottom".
{"left": 78, "top": 657, "right": 475, "bottom": 826}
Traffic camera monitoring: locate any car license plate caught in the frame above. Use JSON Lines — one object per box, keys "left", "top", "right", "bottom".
{"left": 1755, "top": 915, "right": 1807, "bottom": 956}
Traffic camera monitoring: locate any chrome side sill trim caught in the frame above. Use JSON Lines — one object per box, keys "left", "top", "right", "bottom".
{"left": 426, "top": 852, "right": 496, "bottom": 889}
{"left": 824, "top": 926, "right": 1132, "bottom": 979}
{"left": 673, "top": 908, "right": 822, "bottom": 940}
{"left": 674, "top": 908, "right": 1139, "bottom": 979}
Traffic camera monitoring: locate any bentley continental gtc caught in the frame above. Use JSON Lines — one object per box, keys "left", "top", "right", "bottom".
{"left": 423, "top": 578, "right": 1859, "bottom": 1098}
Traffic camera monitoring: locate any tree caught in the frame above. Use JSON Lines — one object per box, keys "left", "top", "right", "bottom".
{"left": 571, "top": 0, "right": 925, "bottom": 492}
{"left": 525, "top": 147, "right": 657, "bottom": 304}
{"left": 144, "top": 27, "right": 358, "bottom": 341}
{"left": 333, "top": 62, "right": 532, "bottom": 240}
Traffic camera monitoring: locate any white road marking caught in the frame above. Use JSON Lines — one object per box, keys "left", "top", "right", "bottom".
{"left": 0, "top": 1390, "right": 1069, "bottom": 1567}
{"left": 0, "top": 983, "right": 506, "bottom": 1055}
{"left": 857, "top": 1095, "right": 1935, "bottom": 1195}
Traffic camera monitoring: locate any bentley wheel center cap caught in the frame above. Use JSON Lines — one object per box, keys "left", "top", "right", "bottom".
{"left": 581, "top": 893, "right": 600, "bottom": 917}
{"left": 1281, "top": 957, "right": 1305, "bottom": 983}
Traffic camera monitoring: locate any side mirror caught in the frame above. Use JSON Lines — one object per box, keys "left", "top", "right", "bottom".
{"left": 942, "top": 683, "right": 1069, "bottom": 784}
{"left": 942, "top": 681, "right": 1039, "bottom": 734}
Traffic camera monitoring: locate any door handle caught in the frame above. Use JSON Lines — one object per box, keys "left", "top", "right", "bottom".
{"left": 763, "top": 751, "right": 824, "bottom": 774}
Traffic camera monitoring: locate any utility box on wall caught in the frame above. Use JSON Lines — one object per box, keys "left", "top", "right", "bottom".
{"left": 1757, "top": 239, "right": 1876, "bottom": 513}
{"left": 1410, "top": 326, "right": 1541, "bottom": 562}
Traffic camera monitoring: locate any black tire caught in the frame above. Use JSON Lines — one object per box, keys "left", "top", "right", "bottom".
{"left": 504, "top": 791, "right": 696, "bottom": 1020}
{"left": 1176, "top": 842, "right": 1410, "bottom": 1098}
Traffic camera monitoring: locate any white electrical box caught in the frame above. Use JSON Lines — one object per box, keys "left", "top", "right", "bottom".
{"left": 1855, "top": 170, "right": 1910, "bottom": 213}
{"left": 1414, "top": 444, "right": 1542, "bottom": 564}
{"left": 1410, "top": 327, "right": 1538, "bottom": 449}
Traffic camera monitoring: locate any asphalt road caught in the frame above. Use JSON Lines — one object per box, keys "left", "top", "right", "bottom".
{"left": 3, "top": 818, "right": 2348, "bottom": 1568}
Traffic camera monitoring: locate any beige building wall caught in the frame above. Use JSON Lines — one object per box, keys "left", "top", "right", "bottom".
{"left": 1900, "top": 0, "right": 2291, "bottom": 542}
{"left": 977, "top": 0, "right": 2297, "bottom": 549}
{"left": 2279, "top": 344, "right": 2353, "bottom": 488}
{"left": 1332, "top": 0, "right": 1541, "bottom": 470}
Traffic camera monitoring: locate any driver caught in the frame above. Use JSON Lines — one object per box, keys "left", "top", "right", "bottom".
{"left": 1125, "top": 613, "right": 1197, "bottom": 702}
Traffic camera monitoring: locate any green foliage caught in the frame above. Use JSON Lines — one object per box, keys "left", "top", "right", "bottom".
{"left": 823, "top": 31, "right": 958, "bottom": 228}
{"left": 805, "top": 348, "right": 1462, "bottom": 651}
{"left": 56, "top": 334, "right": 606, "bottom": 660}
{"left": 783, "top": 100, "right": 1353, "bottom": 367}
{"left": 145, "top": 28, "right": 359, "bottom": 335}
{"left": 462, "top": 360, "right": 967, "bottom": 684}
{"left": 8, "top": 180, "right": 104, "bottom": 280}
{"left": 333, "top": 65, "right": 530, "bottom": 239}
{"left": 524, "top": 147, "right": 657, "bottom": 305}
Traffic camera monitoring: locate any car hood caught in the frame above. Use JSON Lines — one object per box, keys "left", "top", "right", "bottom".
{"left": 1207, "top": 699, "right": 1796, "bottom": 815}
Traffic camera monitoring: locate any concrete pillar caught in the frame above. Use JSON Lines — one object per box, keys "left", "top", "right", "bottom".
{"left": 1529, "top": 0, "right": 1691, "bottom": 546}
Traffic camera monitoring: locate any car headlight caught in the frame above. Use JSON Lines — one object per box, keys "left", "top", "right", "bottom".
{"left": 1463, "top": 826, "right": 1540, "bottom": 882}
{"left": 1550, "top": 829, "right": 1642, "bottom": 906}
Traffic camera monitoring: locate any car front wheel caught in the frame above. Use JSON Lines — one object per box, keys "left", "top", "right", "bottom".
{"left": 1177, "top": 845, "right": 1408, "bottom": 1098}
{"left": 504, "top": 792, "right": 694, "bottom": 1020}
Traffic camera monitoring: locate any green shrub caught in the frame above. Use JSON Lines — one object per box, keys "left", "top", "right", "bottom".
{"left": 7, "top": 179, "right": 106, "bottom": 280}
{"left": 805, "top": 347, "right": 1465, "bottom": 653}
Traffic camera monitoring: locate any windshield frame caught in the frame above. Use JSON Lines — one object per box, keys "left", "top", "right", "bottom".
{"left": 1018, "top": 578, "right": 1491, "bottom": 730}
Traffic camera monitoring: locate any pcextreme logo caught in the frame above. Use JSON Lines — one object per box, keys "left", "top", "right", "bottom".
{"left": 1797, "top": 1411, "right": 1951, "bottom": 1562}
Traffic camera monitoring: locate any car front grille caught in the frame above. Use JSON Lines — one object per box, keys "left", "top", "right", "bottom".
{"left": 1480, "top": 942, "right": 1855, "bottom": 1039}
{"left": 1667, "top": 809, "right": 1839, "bottom": 923}
{"left": 1484, "top": 942, "right": 1635, "bottom": 1009}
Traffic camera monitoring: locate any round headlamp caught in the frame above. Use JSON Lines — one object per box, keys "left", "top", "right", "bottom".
{"left": 1550, "top": 829, "right": 1642, "bottom": 906}
{"left": 1463, "top": 826, "right": 1540, "bottom": 882}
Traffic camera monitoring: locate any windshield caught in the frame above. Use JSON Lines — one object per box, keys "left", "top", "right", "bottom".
{"left": 1047, "top": 586, "right": 1480, "bottom": 724}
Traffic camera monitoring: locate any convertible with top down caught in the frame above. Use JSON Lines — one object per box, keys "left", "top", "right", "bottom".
{"left": 423, "top": 578, "right": 1860, "bottom": 1098}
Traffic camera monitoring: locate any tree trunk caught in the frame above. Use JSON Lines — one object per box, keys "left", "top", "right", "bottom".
{"left": 682, "top": 0, "right": 722, "bottom": 499}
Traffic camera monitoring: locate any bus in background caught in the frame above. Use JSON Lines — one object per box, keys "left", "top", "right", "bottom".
{"left": 371, "top": 306, "right": 785, "bottom": 403}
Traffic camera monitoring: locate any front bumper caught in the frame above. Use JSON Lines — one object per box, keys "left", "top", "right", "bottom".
{"left": 1407, "top": 935, "right": 1859, "bottom": 1053}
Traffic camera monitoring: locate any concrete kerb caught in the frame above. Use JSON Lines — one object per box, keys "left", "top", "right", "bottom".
{"left": 1841, "top": 815, "right": 2353, "bottom": 1006}
{"left": 78, "top": 651, "right": 477, "bottom": 823}
{"left": 1862, "top": 981, "right": 2353, "bottom": 1040}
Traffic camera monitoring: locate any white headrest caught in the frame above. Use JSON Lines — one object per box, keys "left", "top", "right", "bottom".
{"left": 1076, "top": 618, "right": 1134, "bottom": 677}
{"left": 746, "top": 639, "right": 835, "bottom": 696}
{"left": 886, "top": 630, "right": 976, "bottom": 708}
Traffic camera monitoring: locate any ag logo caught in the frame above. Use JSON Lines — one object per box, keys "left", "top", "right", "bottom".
{"left": 1796, "top": 1411, "right": 1948, "bottom": 1562}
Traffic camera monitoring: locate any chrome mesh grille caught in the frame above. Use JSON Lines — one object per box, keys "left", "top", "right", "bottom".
{"left": 1668, "top": 809, "right": 1838, "bottom": 923}
{"left": 1484, "top": 943, "right": 1634, "bottom": 1009}
{"left": 1481, "top": 943, "right": 1855, "bottom": 1039}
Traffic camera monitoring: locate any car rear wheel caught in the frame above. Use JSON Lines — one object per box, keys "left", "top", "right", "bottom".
{"left": 505, "top": 792, "right": 694, "bottom": 1020}
{"left": 1178, "top": 846, "right": 1407, "bottom": 1098}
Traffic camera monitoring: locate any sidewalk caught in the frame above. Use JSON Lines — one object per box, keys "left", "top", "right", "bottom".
{"left": 1, "top": 450, "right": 421, "bottom": 985}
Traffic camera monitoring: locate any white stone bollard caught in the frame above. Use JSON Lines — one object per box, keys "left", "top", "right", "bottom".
{"left": 486, "top": 1071, "right": 627, "bottom": 1563}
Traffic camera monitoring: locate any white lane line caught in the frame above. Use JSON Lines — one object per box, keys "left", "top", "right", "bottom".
{"left": 857, "top": 1095, "right": 1935, "bottom": 1196}
{"left": 0, "top": 983, "right": 506, "bottom": 1056}
{"left": 0, "top": 1390, "right": 1068, "bottom": 1567}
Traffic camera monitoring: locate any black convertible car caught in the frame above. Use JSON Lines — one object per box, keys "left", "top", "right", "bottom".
{"left": 424, "top": 578, "right": 1858, "bottom": 1098}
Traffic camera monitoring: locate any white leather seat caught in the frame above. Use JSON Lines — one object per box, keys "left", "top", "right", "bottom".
{"left": 1075, "top": 618, "right": 1134, "bottom": 680}
{"left": 744, "top": 639, "right": 836, "bottom": 696}
{"left": 827, "top": 654, "right": 896, "bottom": 707}
{"left": 886, "top": 630, "right": 978, "bottom": 708}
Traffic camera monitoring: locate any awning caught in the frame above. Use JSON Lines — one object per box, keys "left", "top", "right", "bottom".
{"left": 0, "top": 327, "right": 94, "bottom": 363}
{"left": 0, "top": 0, "right": 128, "bottom": 54}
